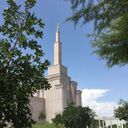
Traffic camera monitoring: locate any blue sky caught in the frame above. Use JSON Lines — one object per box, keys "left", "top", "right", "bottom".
{"left": 0, "top": 0, "right": 128, "bottom": 116}
{"left": 36, "top": 0, "right": 128, "bottom": 101}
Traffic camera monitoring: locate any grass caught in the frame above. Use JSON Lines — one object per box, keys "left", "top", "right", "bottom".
{"left": 32, "top": 122, "right": 64, "bottom": 128}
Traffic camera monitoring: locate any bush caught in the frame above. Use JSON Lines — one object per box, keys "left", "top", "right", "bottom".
{"left": 32, "top": 122, "right": 64, "bottom": 128}
{"left": 53, "top": 104, "right": 95, "bottom": 128}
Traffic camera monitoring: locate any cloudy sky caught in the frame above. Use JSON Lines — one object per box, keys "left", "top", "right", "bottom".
{"left": 0, "top": 0, "right": 128, "bottom": 117}
{"left": 82, "top": 89, "right": 117, "bottom": 117}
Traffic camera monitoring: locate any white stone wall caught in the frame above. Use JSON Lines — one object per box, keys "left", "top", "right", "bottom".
{"left": 44, "top": 66, "right": 72, "bottom": 122}
{"left": 70, "top": 81, "right": 77, "bottom": 104}
{"left": 76, "top": 90, "right": 82, "bottom": 106}
{"left": 30, "top": 97, "right": 45, "bottom": 122}
{"left": 33, "top": 90, "right": 44, "bottom": 98}
{"left": 48, "top": 64, "right": 67, "bottom": 76}
{"left": 44, "top": 76, "right": 64, "bottom": 122}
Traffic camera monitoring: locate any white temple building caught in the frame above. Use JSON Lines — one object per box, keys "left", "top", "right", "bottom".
{"left": 30, "top": 25, "right": 82, "bottom": 122}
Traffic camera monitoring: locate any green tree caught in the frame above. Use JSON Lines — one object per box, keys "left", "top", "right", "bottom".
{"left": 91, "top": 120, "right": 99, "bottom": 128}
{"left": 53, "top": 104, "right": 95, "bottom": 128}
{"left": 93, "top": 15, "right": 128, "bottom": 67}
{"left": 66, "top": 0, "right": 128, "bottom": 67}
{"left": 0, "top": 0, "right": 51, "bottom": 127}
{"left": 114, "top": 99, "right": 128, "bottom": 123}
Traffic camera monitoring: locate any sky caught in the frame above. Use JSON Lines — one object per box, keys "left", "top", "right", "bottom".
{"left": 0, "top": 0, "right": 128, "bottom": 117}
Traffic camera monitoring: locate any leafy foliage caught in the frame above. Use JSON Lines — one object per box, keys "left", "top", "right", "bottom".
{"left": 32, "top": 122, "right": 64, "bottom": 128}
{"left": 67, "top": 0, "right": 128, "bottom": 33}
{"left": 38, "top": 111, "right": 45, "bottom": 121}
{"left": 93, "top": 15, "right": 128, "bottom": 67}
{"left": 66, "top": 0, "right": 128, "bottom": 67}
{"left": 114, "top": 99, "right": 128, "bottom": 123}
{"left": 53, "top": 104, "right": 95, "bottom": 128}
{"left": 0, "top": 0, "right": 50, "bottom": 127}
{"left": 91, "top": 120, "right": 99, "bottom": 128}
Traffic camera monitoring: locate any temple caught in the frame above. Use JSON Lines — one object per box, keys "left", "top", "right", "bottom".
{"left": 30, "top": 24, "right": 82, "bottom": 122}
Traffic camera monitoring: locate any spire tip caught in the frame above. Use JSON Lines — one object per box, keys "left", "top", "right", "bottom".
{"left": 57, "top": 23, "right": 60, "bottom": 32}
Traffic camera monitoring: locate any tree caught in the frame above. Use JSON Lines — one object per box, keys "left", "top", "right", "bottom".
{"left": 0, "top": 0, "right": 51, "bottom": 127}
{"left": 53, "top": 104, "right": 95, "bottom": 128}
{"left": 93, "top": 15, "right": 128, "bottom": 67}
{"left": 114, "top": 99, "right": 128, "bottom": 123}
{"left": 91, "top": 120, "right": 99, "bottom": 128}
{"left": 66, "top": 0, "right": 128, "bottom": 67}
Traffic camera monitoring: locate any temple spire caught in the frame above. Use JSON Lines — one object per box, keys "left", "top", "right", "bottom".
{"left": 57, "top": 23, "right": 60, "bottom": 32}
{"left": 56, "top": 23, "right": 60, "bottom": 42}
{"left": 54, "top": 23, "right": 62, "bottom": 65}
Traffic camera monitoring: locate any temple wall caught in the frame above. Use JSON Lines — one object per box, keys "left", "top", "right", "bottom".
{"left": 70, "top": 81, "right": 77, "bottom": 104}
{"left": 48, "top": 65, "right": 67, "bottom": 76}
{"left": 44, "top": 77, "right": 64, "bottom": 122}
{"left": 76, "top": 90, "right": 82, "bottom": 106}
{"left": 30, "top": 97, "right": 45, "bottom": 122}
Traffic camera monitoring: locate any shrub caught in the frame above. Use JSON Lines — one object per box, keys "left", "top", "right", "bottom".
{"left": 32, "top": 122, "right": 64, "bottom": 128}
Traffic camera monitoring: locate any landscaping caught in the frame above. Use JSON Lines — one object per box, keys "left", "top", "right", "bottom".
{"left": 32, "top": 122, "right": 64, "bottom": 128}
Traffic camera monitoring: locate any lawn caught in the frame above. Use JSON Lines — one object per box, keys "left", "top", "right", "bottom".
{"left": 32, "top": 122, "right": 64, "bottom": 128}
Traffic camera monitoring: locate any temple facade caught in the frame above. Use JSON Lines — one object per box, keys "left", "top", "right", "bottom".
{"left": 30, "top": 25, "right": 82, "bottom": 122}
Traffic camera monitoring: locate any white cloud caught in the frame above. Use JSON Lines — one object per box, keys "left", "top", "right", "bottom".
{"left": 82, "top": 89, "right": 117, "bottom": 117}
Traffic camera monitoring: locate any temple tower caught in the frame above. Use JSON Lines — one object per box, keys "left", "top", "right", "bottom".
{"left": 31, "top": 24, "right": 82, "bottom": 123}
{"left": 44, "top": 24, "right": 71, "bottom": 122}
{"left": 54, "top": 23, "right": 62, "bottom": 65}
